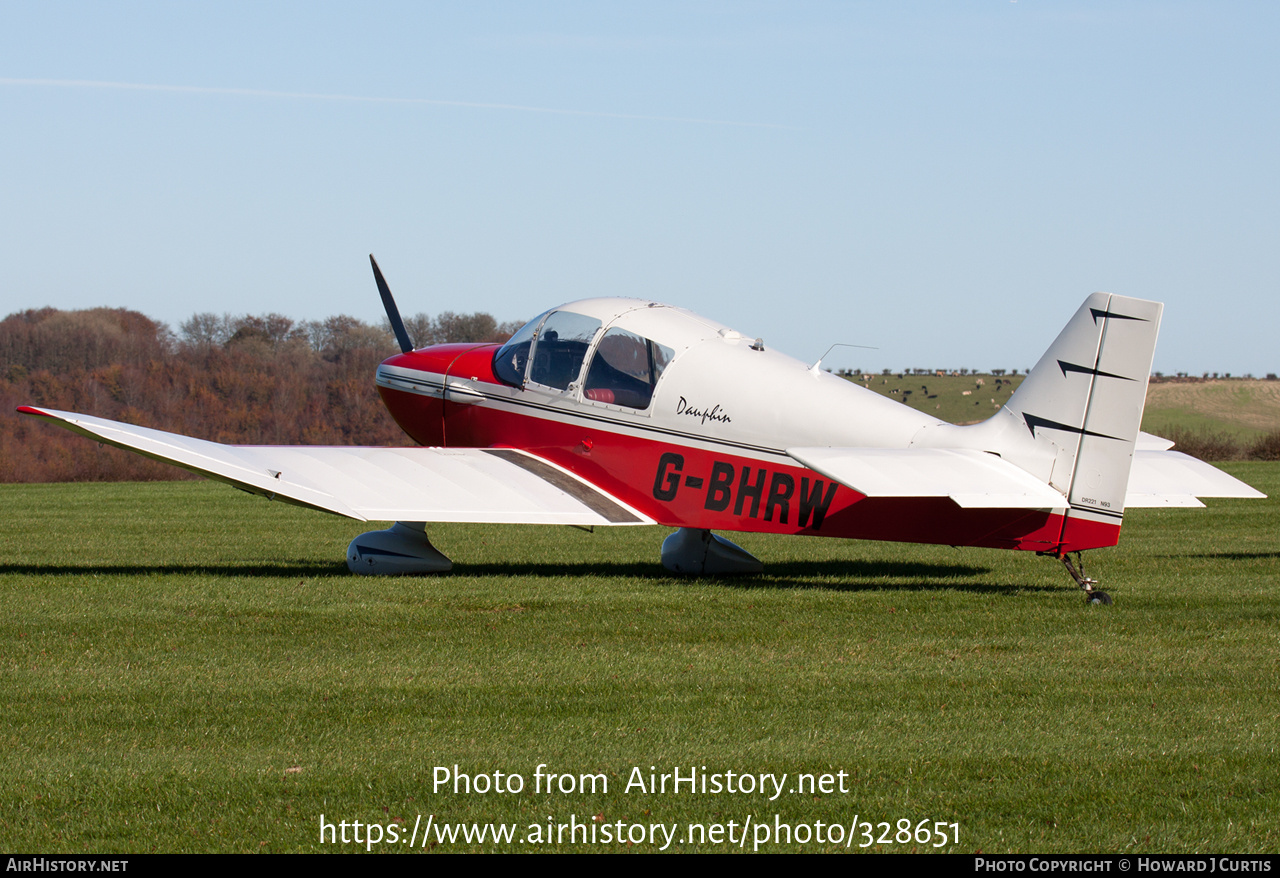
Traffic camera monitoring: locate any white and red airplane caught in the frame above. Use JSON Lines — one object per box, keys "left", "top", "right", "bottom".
{"left": 21, "top": 257, "right": 1264, "bottom": 603}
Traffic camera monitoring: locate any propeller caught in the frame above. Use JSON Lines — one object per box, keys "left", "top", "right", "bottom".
{"left": 370, "top": 254, "right": 414, "bottom": 353}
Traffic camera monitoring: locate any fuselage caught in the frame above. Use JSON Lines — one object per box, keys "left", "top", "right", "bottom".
{"left": 374, "top": 298, "right": 1111, "bottom": 553}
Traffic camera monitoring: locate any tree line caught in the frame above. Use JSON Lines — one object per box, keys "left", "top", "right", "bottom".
{"left": 0, "top": 306, "right": 521, "bottom": 483}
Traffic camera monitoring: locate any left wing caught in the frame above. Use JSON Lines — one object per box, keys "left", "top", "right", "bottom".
{"left": 18, "top": 407, "right": 651, "bottom": 526}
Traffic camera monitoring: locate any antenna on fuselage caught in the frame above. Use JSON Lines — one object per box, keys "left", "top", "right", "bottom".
{"left": 810, "top": 342, "right": 878, "bottom": 374}
{"left": 370, "top": 254, "right": 414, "bottom": 353}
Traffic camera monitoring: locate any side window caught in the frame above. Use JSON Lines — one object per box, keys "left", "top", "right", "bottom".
{"left": 583, "top": 327, "right": 674, "bottom": 410}
{"left": 527, "top": 311, "right": 602, "bottom": 391}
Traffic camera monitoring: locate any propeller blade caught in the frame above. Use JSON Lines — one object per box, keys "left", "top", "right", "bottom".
{"left": 370, "top": 254, "right": 414, "bottom": 353}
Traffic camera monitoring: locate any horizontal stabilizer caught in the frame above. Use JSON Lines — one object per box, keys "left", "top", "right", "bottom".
{"left": 786, "top": 446, "right": 1069, "bottom": 509}
{"left": 1124, "top": 450, "right": 1266, "bottom": 508}
{"left": 1135, "top": 431, "right": 1176, "bottom": 452}
{"left": 18, "top": 407, "right": 651, "bottom": 526}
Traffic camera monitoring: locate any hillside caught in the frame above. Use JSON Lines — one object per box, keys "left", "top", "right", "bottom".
{"left": 1142, "top": 379, "right": 1280, "bottom": 440}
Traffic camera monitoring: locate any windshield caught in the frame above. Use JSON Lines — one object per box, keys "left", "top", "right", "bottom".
{"left": 493, "top": 309, "right": 603, "bottom": 391}
{"left": 492, "top": 310, "right": 550, "bottom": 387}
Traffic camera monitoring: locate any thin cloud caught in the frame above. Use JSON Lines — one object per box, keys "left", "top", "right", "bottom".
{"left": 0, "top": 77, "right": 795, "bottom": 130}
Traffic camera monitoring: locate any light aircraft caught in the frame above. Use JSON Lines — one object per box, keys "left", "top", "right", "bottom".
{"left": 20, "top": 257, "right": 1264, "bottom": 603}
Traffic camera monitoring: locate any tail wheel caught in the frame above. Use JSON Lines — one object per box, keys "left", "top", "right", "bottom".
{"left": 1058, "top": 551, "right": 1111, "bottom": 605}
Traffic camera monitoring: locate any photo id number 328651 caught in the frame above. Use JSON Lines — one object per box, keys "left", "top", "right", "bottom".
{"left": 857, "top": 818, "right": 959, "bottom": 848}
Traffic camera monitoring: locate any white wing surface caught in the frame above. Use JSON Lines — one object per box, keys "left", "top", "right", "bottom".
{"left": 19, "top": 407, "right": 651, "bottom": 526}
{"left": 786, "top": 447, "right": 1070, "bottom": 509}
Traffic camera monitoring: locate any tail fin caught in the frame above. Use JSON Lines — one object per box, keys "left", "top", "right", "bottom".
{"left": 1002, "top": 293, "right": 1163, "bottom": 547}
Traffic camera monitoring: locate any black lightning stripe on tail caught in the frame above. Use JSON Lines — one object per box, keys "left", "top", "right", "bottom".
{"left": 1022, "top": 413, "right": 1123, "bottom": 441}
{"left": 1090, "top": 308, "right": 1148, "bottom": 324}
{"left": 1056, "top": 360, "right": 1135, "bottom": 381}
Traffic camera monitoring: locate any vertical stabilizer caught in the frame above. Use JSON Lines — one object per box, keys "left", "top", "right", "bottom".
{"left": 1003, "top": 293, "right": 1163, "bottom": 548}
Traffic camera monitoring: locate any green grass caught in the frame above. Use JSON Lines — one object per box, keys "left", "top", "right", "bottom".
{"left": 1, "top": 470, "right": 1277, "bottom": 853}
{"left": 1142, "top": 411, "right": 1265, "bottom": 442}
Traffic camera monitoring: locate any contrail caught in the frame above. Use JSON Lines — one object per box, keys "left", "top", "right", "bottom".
{"left": 0, "top": 77, "right": 795, "bottom": 129}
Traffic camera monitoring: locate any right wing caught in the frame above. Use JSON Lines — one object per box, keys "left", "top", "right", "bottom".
{"left": 18, "top": 407, "right": 651, "bottom": 526}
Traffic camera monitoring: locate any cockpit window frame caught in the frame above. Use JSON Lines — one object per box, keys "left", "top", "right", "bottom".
{"left": 580, "top": 325, "right": 676, "bottom": 415}
{"left": 524, "top": 311, "right": 603, "bottom": 394}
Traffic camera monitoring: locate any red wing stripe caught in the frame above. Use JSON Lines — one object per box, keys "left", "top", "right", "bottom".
{"left": 482, "top": 449, "right": 643, "bottom": 523}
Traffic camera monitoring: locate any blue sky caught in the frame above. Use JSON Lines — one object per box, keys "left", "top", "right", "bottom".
{"left": 2, "top": 2, "right": 1276, "bottom": 375}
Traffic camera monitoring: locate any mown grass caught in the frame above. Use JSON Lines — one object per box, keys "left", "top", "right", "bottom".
{"left": 1, "top": 469, "right": 1277, "bottom": 853}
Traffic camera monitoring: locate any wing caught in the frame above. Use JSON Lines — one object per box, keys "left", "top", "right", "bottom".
{"left": 18, "top": 407, "right": 651, "bottom": 526}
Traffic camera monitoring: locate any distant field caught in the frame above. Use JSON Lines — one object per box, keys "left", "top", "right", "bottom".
{"left": 2, "top": 471, "right": 1276, "bottom": 853}
{"left": 840, "top": 372, "right": 1024, "bottom": 425}
{"left": 1143, "top": 380, "right": 1280, "bottom": 440}
{"left": 849, "top": 373, "right": 1280, "bottom": 439}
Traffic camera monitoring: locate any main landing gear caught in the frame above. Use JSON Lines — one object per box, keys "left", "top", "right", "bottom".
{"left": 347, "top": 521, "right": 453, "bottom": 575}
{"left": 661, "top": 528, "right": 764, "bottom": 576}
{"left": 1058, "top": 551, "right": 1111, "bottom": 605}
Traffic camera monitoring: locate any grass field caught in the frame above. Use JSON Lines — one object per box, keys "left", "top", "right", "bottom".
{"left": 1, "top": 469, "right": 1276, "bottom": 854}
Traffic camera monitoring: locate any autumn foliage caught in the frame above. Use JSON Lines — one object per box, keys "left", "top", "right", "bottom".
{"left": 1, "top": 307, "right": 519, "bottom": 482}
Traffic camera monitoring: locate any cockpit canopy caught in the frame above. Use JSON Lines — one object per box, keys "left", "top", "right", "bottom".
{"left": 493, "top": 299, "right": 713, "bottom": 411}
